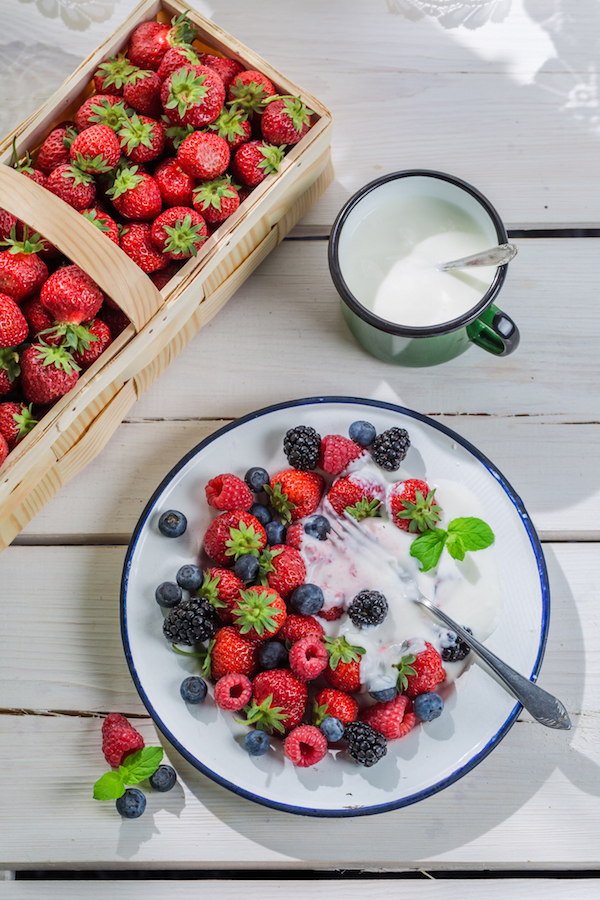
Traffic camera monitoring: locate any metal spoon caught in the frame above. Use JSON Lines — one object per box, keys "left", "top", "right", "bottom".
{"left": 438, "top": 242, "right": 518, "bottom": 271}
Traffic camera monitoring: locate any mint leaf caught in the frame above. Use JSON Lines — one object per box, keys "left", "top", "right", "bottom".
{"left": 93, "top": 771, "right": 125, "bottom": 801}
{"left": 409, "top": 528, "right": 447, "bottom": 572}
{"left": 448, "top": 517, "right": 494, "bottom": 551}
{"left": 446, "top": 532, "right": 466, "bottom": 561}
{"left": 118, "top": 747, "right": 163, "bottom": 785}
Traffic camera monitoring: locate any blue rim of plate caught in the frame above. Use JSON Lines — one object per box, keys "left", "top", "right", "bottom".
{"left": 121, "top": 396, "right": 550, "bottom": 817}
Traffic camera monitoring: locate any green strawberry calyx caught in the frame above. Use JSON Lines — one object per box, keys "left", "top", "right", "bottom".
{"left": 38, "top": 323, "right": 98, "bottom": 355}
{"left": 161, "top": 213, "right": 207, "bottom": 258}
{"left": 33, "top": 342, "right": 81, "bottom": 375}
{"left": 119, "top": 114, "right": 159, "bottom": 154}
{"left": 89, "top": 98, "right": 132, "bottom": 131}
{"left": 239, "top": 693, "right": 287, "bottom": 735}
{"left": 0, "top": 348, "right": 20, "bottom": 382}
{"left": 96, "top": 53, "right": 139, "bottom": 90}
{"left": 394, "top": 488, "right": 442, "bottom": 533}
{"left": 168, "top": 11, "right": 198, "bottom": 48}
{"left": 312, "top": 698, "right": 334, "bottom": 728}
{"left": 192, "top": 175, "right": 238, "bottom": 213}
{"left": 346, "top": 497, "right": 381, "bottom": 522}
{"left": 161, "top": 116, "right": 195, "bottom": 150}
{"left": 11, "top": 138, "right": 36, "bottom": 175}
{"left": 93, "top": 746, "right": 163, "bottom": 801}
{"left": 256, "top": 546, "right": 283, "bottom": 585}
{"left": 73, "top": 150, "right": 116, "bottom": 175}
{"left": 196, "top": 570, "right": 226, "bottom": 608}
{"left": 324, "top": 635, "right": 365, "bottom": 671}
{"left": 393, "top": 650, "right": 417, "bottom": 692}
{"left": 165, "top": 68, "right": 210, "bottom": 119}
{"left": 224, "top": 519, "right": 264, "bottom": 560}
{"left": 62, "top": 164, "right": 96, "bottom": 187}
{"left": 265, "top": 95, "right": 314, "bottom": 130}
{"left": 12, "top": 403, "right": 38, "bottom": 442}
{"left": 1, "top": 224, "right": 44, "bottom": 256}
{"left": 229, "top": 78, "right": 272, "bottom": 115}
{"left": 106, "top": 165, "right": 144, "bottom": 199}
{"left": 81, "top": 209, "right": 113, "bottom": 234}
{"left": 257, "top": 142, "right": 285, "bottom": 175}
{"left": 232, "top": 588, "right": 281, "bottom": 638}
{"left": 207, "top": 107, "right": 249, "bottom": 142}
{"left": 263, "top": 481, "right": 295, "bottom": 524}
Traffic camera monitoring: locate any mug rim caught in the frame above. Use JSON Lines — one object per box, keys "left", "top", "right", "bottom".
{"left": 328, "top": 169, "right": 509, "bottom": 338}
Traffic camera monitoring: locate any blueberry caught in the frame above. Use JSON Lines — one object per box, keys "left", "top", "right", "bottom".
{"left": 304, "top": 515, "right": 331, "bottom": 541}
{"left": 155, "top": 581, "right": 182, "bottom": 608}
{"left": 369, "top": 686, "right": 398, "bottom": 703}
{"left": 234, "top": 553, "right": 260, "bottom": 581}
{"left": 265, "top": 520, "right": 286, "bottom": 545}
{"left": 413, "top": 692, "right": 444, "bottom": 722}
{"left": 289, "top": 583, "right": 324, "bottom": 616}
{"left": 149, "top": 765, "right": 177, "bottom": 792}
{"left": 258, "top": 641, "right": 288, "bottom": 670}
{"left": 180, "top": 675, "right": 207, "bottom": 704}
{"left": 244, "top": 730, "right": 270, "bottom": 756}
{"left": 250, "top": 503, "right": 272, "bottom": 526}
{"left": 158, "top": 509, "right": 187, "bottom": 537}
{"left": 176, "top": 564, "right": 203, "bottom": 591}
{"left": 116, "top": 788, "right": 146, "bottom": 818}
{"left": 349, "top": 420, "right": 377, "bottom": 447}
{"left": 245, "top": 467, "right": 270, "bottom": 492}
{"left": 320, "top": 716, "right": 344, "bottom": 742}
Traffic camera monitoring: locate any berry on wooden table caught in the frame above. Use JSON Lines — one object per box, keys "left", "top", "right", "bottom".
{"left": 149, "top": 765, "right": 177, "bottom": 792}
{"left": 116, "top": 788, "right": 146, "bottom": 818}
{"left": 102, "top": 713, "right": 145, "bottom": 768}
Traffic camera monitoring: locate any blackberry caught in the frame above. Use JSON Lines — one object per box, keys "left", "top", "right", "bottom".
{"left": 347, "top": 589, "right": 388, "bottom": 628}
{"left": 344, "top": 721, "right": 387, "bottom": 767}
{"left": 440, "top": 628, "right": 473, "bottom": 662}
{"left": 283, "top": 425, "right": 321, "bottom": 470}
{"left": 163, "top": 597, "right": 219, "bottom": 645}
{"left": 370, "top": 427, "right": 410, "bottom": 471}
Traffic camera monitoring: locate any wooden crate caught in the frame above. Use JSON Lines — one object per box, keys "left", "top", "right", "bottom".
{"left": 0, "top": 0, "right": 333, "bottom": 551}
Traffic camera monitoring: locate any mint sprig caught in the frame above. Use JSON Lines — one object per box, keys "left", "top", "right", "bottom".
{"left": 93, "top": 747, "right": 163, "bottom": 801}
{"left": 410, "top": 517, "right": 494, "bottom": 572}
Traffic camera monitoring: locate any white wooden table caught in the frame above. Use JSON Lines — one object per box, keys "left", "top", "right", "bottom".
{"left": 1, "top": 0, "right": 600, "bottom": 895}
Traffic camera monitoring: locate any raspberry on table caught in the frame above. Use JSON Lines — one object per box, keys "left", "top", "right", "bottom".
{"left": 284, "top": 724, "right": 328, "bottom": 767}
{"left": 101, "top": 713, "right": 145, "bottom": 768}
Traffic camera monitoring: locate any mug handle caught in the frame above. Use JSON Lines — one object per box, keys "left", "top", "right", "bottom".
{"left": 466, "top": 303, "right": 520, "bottom": 356}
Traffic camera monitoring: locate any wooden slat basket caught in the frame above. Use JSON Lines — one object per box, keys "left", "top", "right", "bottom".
{"left": 0, "top": 0, "right": 333, "bottom": 552}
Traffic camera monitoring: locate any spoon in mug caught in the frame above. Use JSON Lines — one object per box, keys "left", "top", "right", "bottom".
{"left": 437, "top": 242, "right": 518, "bottom": 272}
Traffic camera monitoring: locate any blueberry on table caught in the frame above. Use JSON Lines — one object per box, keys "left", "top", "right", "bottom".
{"left": 258, "top": 640, "right": 288, "bottom": 670}
{"left": 180, "top": 675, "right": 207, "bottom": 704}
{"left": 320, "top": 716, "right": 344, "bottom": 742}
{"left": 155, "top": 581, "right": 182, "bottom": 608}
{"left": 116, "top": 788, "right": 146, "bottom": 818}
{"left": 244, "top": 730, "right": 270, "bottom": 756}
{"left": 158, "top": 509, "right": 187, "bottom": 537}
{"left": 250, "top": 502, "right": 272, "bottom": 526}
{"left": 234, "top": 553, "right": 260, "bottom": 581}
{"left": 245, "top": 466, "right": 270, "bottom": 492}
{"left": 176, "top": 564, "right": 203, "bottom": 591}
{"left": 349, "top": 420, "right": 376, "bottom": 447}
{"left": 369, "top": 686, "right": 398, "bottom": 703}
{"left": 149, "top": 765, "right": 177, "bottom": 792}
{"left": 290, "top": 583, "right": 324, "bottom": 616}
{"left": 304, "top": 514, "right": 331, "bottom": 540}
{"left": 413, "top": 692, "right": 444, "bottom": 721}
{"left": 265, "top": 520, "right": 286, "bottom": 545}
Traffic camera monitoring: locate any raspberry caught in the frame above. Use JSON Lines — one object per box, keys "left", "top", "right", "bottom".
{"left": 213, "top": 672, "right": 253, "bottom": 710}
{"left": 102, "top": 713, "right": 145, "bottom": 768}
{"left": 318, "top": 434, "right": 365, "bottom": 475}
{"left": 278, "top": 613, "right": 324, "bottom": 643}
{"left": 284, "top": 725, "right": 328, "bottom": 767}
{"left": 289, "top": 636, "right": 328, "bottom": 681}
{"left": 360, "top": 695, "right": 417, "bottom": 740}
{"left": 316, "top": 604, "right": 345, "bottom": 622}
{"left": 206, "top": 473, "right": 253, "bottom": 511}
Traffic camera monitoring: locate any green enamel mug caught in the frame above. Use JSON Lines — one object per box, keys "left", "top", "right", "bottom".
{"left": 328, "top": 170, "right": 519, "bottom": 367}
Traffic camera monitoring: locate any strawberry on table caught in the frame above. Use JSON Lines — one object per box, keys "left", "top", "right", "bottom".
{"left": 161, "top": 65, "right": 226, "bottom": 127}
{"left": 207, "top": 624, "right": 261, "bottom": 680}
{"left": 80, "top": 208, "right": 120, "bottom": 244}
{"left": 394, "top": 642, "right": 446, "bottom": 698}
{"left": 231, "top": 140, "right": 285, "bottom": 188}
{"left": 266, "top": 469, "right": 324, "bottom": 523}
{"left": 323, "top": 636, "right": 365, "bottom": 693}
{"left": 122, "top": 70, "right": 163, "bottom": 118}
{"left": 388, "top": 478, "right": 441, "bottom": 533}
{"left": 258, "top": 544, "right": 306, "bottom": 600}
{"left": 118, "top": 114, "right": 166, "bottom": 163}
{"left": 360, "top": 694, "right": 417, "bottom": 740}
{"left": 36, "top": 123, "right": 77, "bottom": 174}
{"left": 261, "top": 95, "right": 313, "bottom": 145}
{"left": 313, "top": 687, "right": 359, "bottom": 726}
{"left": 94, "top": 53, "right": 139, "bottom": 96}
{"left": 0, "top": 401, "right": 37, "bottom": 450}
{"left": 20, "top": 343, "right": 79, "bottom": 405}
{"left": 150, "top": 207, "right": 208, "bottom": 260}
{"left": 232, "top": 585, "right": 287, "bottom": 641}
{"left": 47, "top": 163, "right": 96, "bottom": 210}
{"left": 0, "top": 228, "right": 48, "bottom": 303}
{"left": 154, "top": 158, "right": 194, "bottom": 207}
{"left": 247, "top": 668, "right": 308, "bottom": 733}
{"left": 203, "top": 509, "right": 267, "bottom": 566}
{"left": 192, "top": 176, "right": 240, "bottom": 226}
{"left": 120, "top": 221, "right": 169, "bottom": 273}
{"left": 206, "top": 107, "right": 253, "bottom": 152}
{"left": 107, "top": 166, "right": 162, "bottom": 220}
{"left": 0, "top": 293, "right": 28, "bottom": 348}
{"left": 176, "top": 131, "right": 230, "bottom": 180}
{"left": 128, "top": 13, "right": 198, "bottom": 71}
{"left": 69, "top": 124, "right": 121, "bottom": 174}
{"left": 228, "top": 70, "right": 277, "bottom": 115}
{"left": 40, "top": 265, "right": 104, "bottom": 326}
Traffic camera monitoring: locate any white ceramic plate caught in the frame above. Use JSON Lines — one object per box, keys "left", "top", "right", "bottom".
{"left": 121, "top": 397, "right": 549, "bottom": 816}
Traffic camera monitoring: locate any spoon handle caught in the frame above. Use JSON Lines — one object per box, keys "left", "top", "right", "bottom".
{"left": 415, "top": 597, "right": 571, "bottom": 730}
{"left": 438, "top": 242, "right": 518, "bottom": 271}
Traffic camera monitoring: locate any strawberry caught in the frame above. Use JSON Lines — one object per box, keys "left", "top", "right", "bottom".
{"left": 228, "top": 70, "right": 276, "bottom": 115}
{"left": 101, "top": 712, "right": 145, "bottom": 768}
{"left": 69, "top": 124, "right": 121, "bottom": 174}
{"left": 20, "top": 295, "right": 54, "bottom": 341}
{"left": 205, "top": 473, "right": 253, "bottom": 511}
{"left": 128, "top": 13, "right": 198, "bottom": 71}
{"left": 208, "top": 625, "right": 260, "bottom": 679}
{"left": 313, "top": 687, "right": 359, "bottom": 726}
{"left": 319, "top": 433, "right": 365, "bottom": 475}
{"left": 161, "top": 118, "right": 195, "bottom": 154}
{"left": 247, "top": 668, "right": 307, "bottom": 733}
{"left": 0, "top": 348, "right": 19, "bottom": 396}
{"left": 157, "top": 46, "right": 200, "bottom": 81}
{"left": 14, "top": 222, "right": 58, "bottom": 263}
{"left": 161, "top": 64, "right": 225, "bottom": 127}
{"left": 96, "top": 304, "right": 131, "bottom": 339}
{"left": 198, "top": 566, "right": 245, "bottom": 623}
{"left": 118, "top": 114, "right": 165, "bottom": 163}
{"left": 208, "top": 108, "right": 253, "bottom": 154}
{"left": 150, "top": 207, "right": 207, "bottom": 260}
{"left": 0, "top": 401, "right": 37, "bottom": 449}
{"left": 72, "top": 318, "right": 112, "bottom": 369}
{"left": 11, "top": 142, "right": 48, "bottom": 188}
{"left": 197, "top": 54, "right": 244, "bottom": 89}
{"left": 122, "top": 70, "right": 163, "bottom": 118}
{"left": 107, "top": 167, "right": 162, "bottom": 220}
{"left": 40, "top": 265, "right": 104, "bottom": 326}
{"left": 192, "top": 176, "right": 240, "bottom": 226}
{"left": 203, "top": 509, "right": 267, "bottom": 566}
{"left": 316, "top": 603, "right": 345, "bottom": 622}
{"left": 0, "top": 210, "right": 18, "bottom": 242}
{"left": 284, "top": 724, "right": 327, "bottom": 767}
{"left": 258, "top": 544, "right": 306, "bottom": 599}
{"left": 231, "top": 140, "right": 285, "bottom": 188}
{"left": 266, "top": 469, "right": 324, "bottom": 523}
{"left": 36, "top": 123, "right": 77, "bottom": 174}
{"left": 80, "top": 208, "right": 120, "bottom": 244}
{"left": 94, "top": 53, "right": 138, "bottom": 96}
{"left": 75, "top": 95, "right": 130, "bottom": 133}
{"left": 288, "top": 635, "right": 328, "bottom": 681}
{"left": 0, "top": 292, "right": 28, "bottom": 348}
{"left": 120, "top": 221, "right": 169, "bottom": 273}
{"left": 232, "top": 585, "right": 287, "bottom": 641}
{"left": 388, "top": 479, "right": 442, "bottom": 533}
{"left": 154, "top": 157, "right": 194, "bottom": 207}
{"left": 323, "top": 636, "right": 365, "bottom": 692}
{"left": 149, "top": 261, "right": 181, "bottom": 290}
{"left": 0, "top": 431, "right": 8, "bottom": 466}
{"left": 285, "top": 522, "right": 304, "bottom": 550}
{"left": 176, "top": 131, "right": 230, "bottom": 180}
{"left": 20, "top": 343, "right": 79, "bottom": 405}
{"left": 261, "top": 95, "right": 313, "bottom": 146}
{"left": 327, "top": 472, "right": 384, "bottom": 520}
{"left": 277, "top": 613, "right": 324, "bottom": 643}
{"left": 0, "top": 228, "right": 48, "bottom": 302}
{"left": 360, "top": 694, "right": 417, "bottom": 740}
{"left": 394, "top": 642, "right": 446, "bottom": 698}
{"left": 47, "top": 164, "right": 96, "bottom": 210}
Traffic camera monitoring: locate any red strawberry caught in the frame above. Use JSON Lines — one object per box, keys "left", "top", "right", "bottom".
{"left": 395, "top": 642, "right": 446, "bottom": 698}
{"left": 323, "top": 636, "right": 365, "bottom": 692}
{"left": 80, "top": 208, "right": 120, "bottom": 244}
{"left": 203, "top": 509, "right": 267, "bottom": 566}
{"left": 47, "top": 163, "right": 96, "bottom": 210}
{"left": 285, "top": 522, "right": 304, "bottom": 550}
{"left": 20, "top": 343, "right": 79, "bottom": 405}
{"left": 40, "top": 265, "right": 103, "bottom": 326}
{"left": 198, "top": 566, "right": 245, "bottom": 623}
{"left": 157, "top": 46, "right": 200, "bottom": 81}
{"left": 94, "top": 53, "right": 138, "bottom": 96}
{"left": 101, "top": 712, "right": 145, "bottom": 768}
{"left": 0, "top": 348, "right": 20, "bottom": 395}
{"left": 197, "top": 54, "right": 244, "bottom": 89}
{"left": 0, "top": 209, "right": 18, "bottom": 242}
{"left": 150, "top": 207, "right": 207, "bottom": 260}
{"left": 313, "top": 687, "right": 359, "bottom": 726}
{"left": 228, "top": 70, "right": 277, "bottom": 114}
{"left": 388, "top": 479, "right": 442, "bottom": 533}
{"left": 12, "top": 146, "right": 48, "bottom": 188}
{"left": 319, "top": 434, "right": 365, "bottom": 475}
{"left": 0, "top": 228, "right": 48, "bottom": 302}
{"left": 208, "top": 625, "right": 260, "bottom": 679}
{"left": 72, "top": 318, "right": 112, "bottom": 369}
{"left": 327, "top": 472, "right": 384, "bottom": 519}
{"left": 0, "top": 293, "right": 28, "bottom": 348}
{"left": 360, "top": 695, "right": 417, "bottom": 740}
{"left": 0, "top": 401, "right": 37, "bottom": 450}
{"left": 249, "top": 668, "right": 308, "bottom": 733}
{"left": 128, "top": 13, "right": 198, "bottom": 71}
{"left": 231, "top": 140, "right": 284, "bottom": 188}
{"left": 192, "top": 176, "right": 240, "bottom": 226}
{"left": 205, "top": 473, "right": 253, "bottom": 511}
{"left": 96, "top": 304, "right": 131, "bottom": 339}
{"left": 284, "top": 724, "right": 327, "bottom": 767}
{"left": 277, "top": 613, "right": 324, "bottom": 643}
{"left": 266, "top": 469, "right": 324, "bottom": 522}
{"left": 207, "top": 107, "right": 253, "bottom": 152}
{"left": 161, "top": 64, "right": 225, "bottom": 127}
{"left": 0, "top": 431, "right": 8, "bottom": 466}
{"left": 232, "top": 585, "right": 287, "bottom": 641}
{"left": 149, "top": 260, "right": 181, "bottom": 290}
{"left": 21, "top": 295, "right": 54, "bottom": 340}
{"left": 14, "top": 222, "right": 58, "bottom": 263}
{"left": 69, "top": 124, "right": 121, "bottom": 174}
{"left": 288, "top": 635, "right": 328, "bottom": 681}
{"left": 176, "top": 131, "right": 230, "bottom": 180}
{"left": 259, "top": 544, "right": 306, "bottom": 600}
{"left": 75, "top": 95, "right": 129, "bottom": 133}
{"left": 154, "top": 158, "right": 194, "bottom": 207}
{"left": 120, "top": 221, "right": 169, "bottom": 274}
{"left": 316, "top": 603, "right": 345, "bottom": 622}
{"left": 36, "top": 123, "right": 77, "bottom": 174}
{"left": 123, "top": 70, "right": 163, "bottom": 118}
{"left": 119, "top": 114, "right": 165, "bottom": 163}
{"left": 261, "top": 96, "right": 312, "bottom": 146}
{"left": 107, "top": 167, "right": 162, "bottom": 220}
